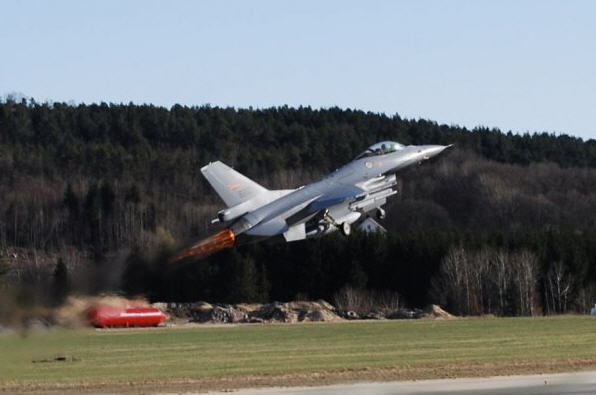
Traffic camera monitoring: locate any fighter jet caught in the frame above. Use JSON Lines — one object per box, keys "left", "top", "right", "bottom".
{"left": 171, "top": 141, "right": 452, "bottom": 262}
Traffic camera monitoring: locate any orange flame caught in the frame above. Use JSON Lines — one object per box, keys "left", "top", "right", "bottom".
{"left": 170, "top": 229, "right": 235, "bottom": 263}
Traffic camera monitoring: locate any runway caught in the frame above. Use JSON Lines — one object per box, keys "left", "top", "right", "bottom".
{"left": 222, "top": 371, "right": 596, "bottom": 395}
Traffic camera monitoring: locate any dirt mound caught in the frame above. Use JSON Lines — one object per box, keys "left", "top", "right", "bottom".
{"left": 303, "top": 309, "right": 341, "bottom": 322}
{"left": 253, "top": 302, "right": 299, "bottom": 323}
{"left": 51, "top": 298, "right": 452, "bottom": 327}
{"left": 286, "top": 300, "right": 335, "bottom": 312}
{"left": 165, "top": 300, "right": 341, "bottom": 324}
{"left": 424, "top": 304, "right": 454, "bottom": 319}
{"left": 191, "top": 305, "right": 247, "bottom": 323}
{"left": 234, "top": 303, "right": 262, "bottom": 313}
{"left": 250, "top": 300, "right": 341, "bottom": 323}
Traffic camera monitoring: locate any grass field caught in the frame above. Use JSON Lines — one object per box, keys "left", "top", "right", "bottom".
{"left": 1, "top": 316, "right": 596, "bottom": 393}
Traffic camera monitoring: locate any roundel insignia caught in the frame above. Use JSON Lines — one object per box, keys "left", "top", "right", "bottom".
{"left": 365, "top": 161, "right": 373, "bottom": 169}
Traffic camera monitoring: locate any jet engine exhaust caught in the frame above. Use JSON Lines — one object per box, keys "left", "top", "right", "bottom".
{"left": 170, "top": 229, "right": 235, "bottom": 263}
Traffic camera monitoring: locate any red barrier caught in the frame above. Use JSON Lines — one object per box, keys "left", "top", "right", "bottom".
{"left": 88, "top": 305, "right": 167, "bottom": 328}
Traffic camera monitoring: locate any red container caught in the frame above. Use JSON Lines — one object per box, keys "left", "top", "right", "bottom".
{"left": 88, "top": 305, "right": 167, "bottom": 328}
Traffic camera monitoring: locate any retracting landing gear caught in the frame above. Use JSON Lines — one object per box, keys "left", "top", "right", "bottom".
{"left": 376, "top": 207, "right": 386, "bottom": 220}
{"left": 340, "top": 222, "right": 351, "bottom": 236}
{"left": 322, "top": 209, "right": 352, "bottom": 237}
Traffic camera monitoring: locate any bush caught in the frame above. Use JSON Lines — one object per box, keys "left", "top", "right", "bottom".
{"left": 333, "top": 285, "right": 401, "bottom": 314}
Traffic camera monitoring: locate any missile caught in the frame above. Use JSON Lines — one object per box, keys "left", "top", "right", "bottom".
{"left": 169, "top": 229, "right": 235, "bottom": 263}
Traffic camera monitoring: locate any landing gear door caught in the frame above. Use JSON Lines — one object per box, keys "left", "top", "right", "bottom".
{"left": 283, "top": 223, "right": 306, "bottom": 242}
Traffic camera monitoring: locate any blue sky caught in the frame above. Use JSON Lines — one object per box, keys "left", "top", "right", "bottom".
{"left": 1, "top": 1, "right": 595, "bottom": 140}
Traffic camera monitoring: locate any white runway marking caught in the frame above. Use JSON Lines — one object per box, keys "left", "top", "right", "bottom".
{"left": 209, "top": 370, "right": 596, "bottom": 395}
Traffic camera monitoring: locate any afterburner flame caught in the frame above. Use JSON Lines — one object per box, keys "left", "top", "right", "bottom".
{"left": 170, "top": 229, "right": 235, "bottom": 263}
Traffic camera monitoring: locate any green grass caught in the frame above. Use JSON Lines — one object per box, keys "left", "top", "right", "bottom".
{"left": 1, "top": 316, "right": 596, "bottom": 390}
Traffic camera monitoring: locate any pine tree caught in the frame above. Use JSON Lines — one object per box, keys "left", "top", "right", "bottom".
{"left": 100, "top": 181, "right": 116, "bottom": 216}
{"left": 63, "top": 183, "right": 79, "bottom": 216}
{"left": 125, "top": 183, "right": 141, "bottom": 204}
{"left": 122, "top": 247, "right": 151, "bottom": 297}
{"left": 51, "top": 257, "right": 69, "bottom": 305}
{"left": 0, "top": 253, "right": 10, "bottom": 288}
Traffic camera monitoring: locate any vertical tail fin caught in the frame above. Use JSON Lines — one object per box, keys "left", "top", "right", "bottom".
{"left": 201, "top": 161, "right": 268, "bottom": 207}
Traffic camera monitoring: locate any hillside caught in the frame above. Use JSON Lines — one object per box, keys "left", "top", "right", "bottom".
{"left": 1, "top": 99, "right": 596, "bottom": 317}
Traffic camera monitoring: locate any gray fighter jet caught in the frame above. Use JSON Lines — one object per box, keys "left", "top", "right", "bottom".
{"left": 171, "top": 141, "right": 451, "bottom": 261}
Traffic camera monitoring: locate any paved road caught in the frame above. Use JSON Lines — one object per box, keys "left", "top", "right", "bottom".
{"left": 218, "top": 371, "right": 596, "bottom": 395}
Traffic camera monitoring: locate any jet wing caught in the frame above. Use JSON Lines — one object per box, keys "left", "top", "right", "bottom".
{"left": 246, "top": 216, "right": 307, "bottom": 241}
{"left": 285, "top": 184, "right": 366, "bottom": 226}
{"left": 245, "top": 185, "right": 366, "bottom": 238}
{"left": 308, "top": 185, "right": 365, "bottom": 211}
{"left": 245, "top": 216, "right": 288, "bottom": 236}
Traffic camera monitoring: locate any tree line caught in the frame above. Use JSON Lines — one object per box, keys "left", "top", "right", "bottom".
{"left": 1, "top": 98, "right": 596, "bottom": 315}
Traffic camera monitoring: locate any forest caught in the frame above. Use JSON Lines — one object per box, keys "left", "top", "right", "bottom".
{"left": 1, "top": 97, "right": 596, "bottom": 317}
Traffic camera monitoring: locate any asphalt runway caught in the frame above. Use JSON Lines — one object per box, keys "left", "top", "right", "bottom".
{"left": 220, "top": 371, "right": 596, "bottom": 395}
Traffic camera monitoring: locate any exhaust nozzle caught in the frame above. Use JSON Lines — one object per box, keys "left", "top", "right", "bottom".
{"left": 170, "top": 229, "right": 236, "bottom": 263}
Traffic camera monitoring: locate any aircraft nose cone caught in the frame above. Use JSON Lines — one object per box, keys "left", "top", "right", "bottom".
{"left": 422, "top": 144, "right": 452, "bottom": 159}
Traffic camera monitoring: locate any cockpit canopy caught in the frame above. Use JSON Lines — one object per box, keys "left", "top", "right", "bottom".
{"left": 356, "top": 141, "right": 405, "bottom": 159}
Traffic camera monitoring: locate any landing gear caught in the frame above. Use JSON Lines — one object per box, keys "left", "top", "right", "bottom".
{"left": 376, "top": 207, "right": 386, "bottom": 220}
{"left": 340, "top": 222, "right": 351, "bottom": 236}
{"left": 322, "top": 209, "right": 352, "bottom": 237}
